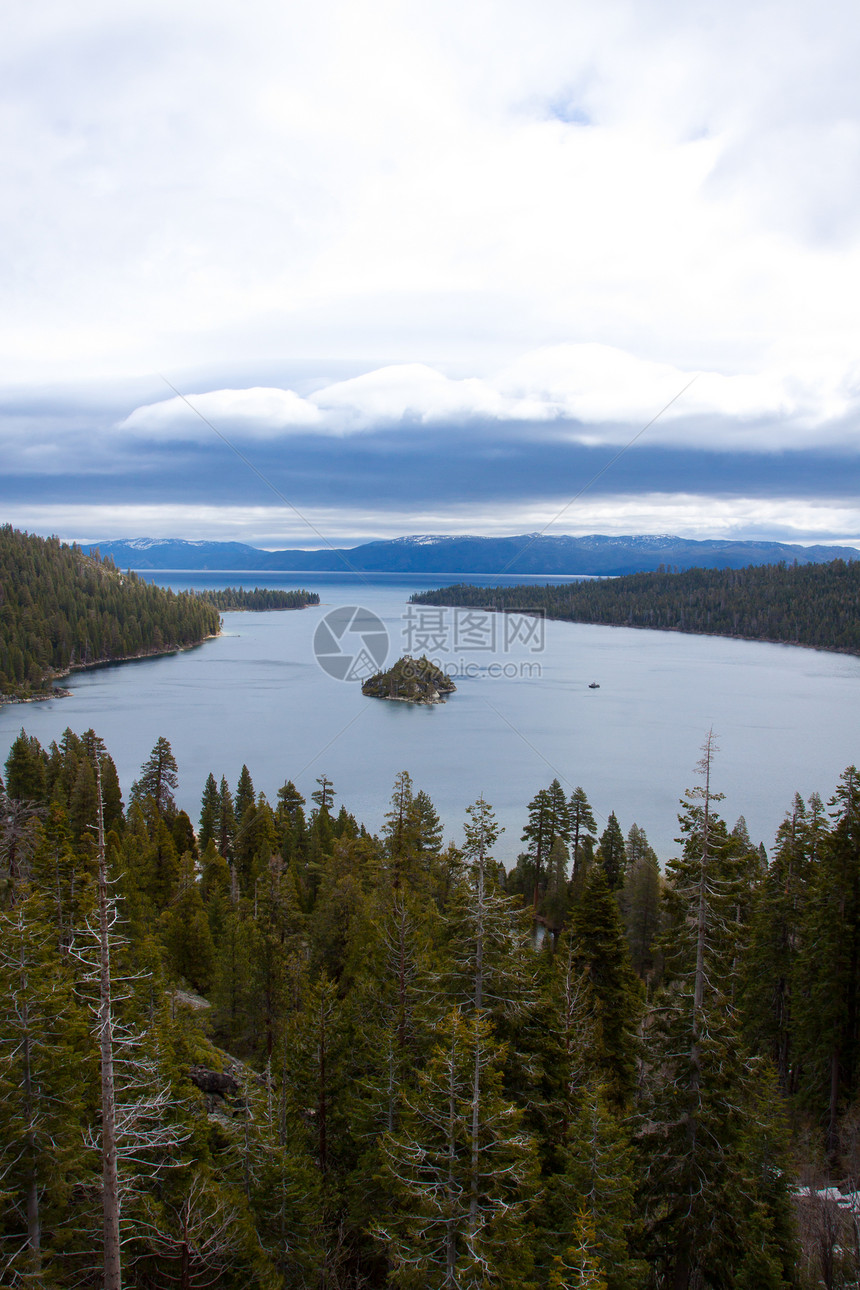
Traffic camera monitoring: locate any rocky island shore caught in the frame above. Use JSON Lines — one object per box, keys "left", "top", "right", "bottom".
{"left": 361, "top": 654, "right": 456, "bottom": 704}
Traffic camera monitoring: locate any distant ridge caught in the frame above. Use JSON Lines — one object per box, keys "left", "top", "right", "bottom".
{"left": 82, "top": 534, "right": 860, "bottom": 576}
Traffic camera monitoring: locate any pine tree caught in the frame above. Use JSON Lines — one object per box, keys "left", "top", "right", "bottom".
{"left": 412, "top": 789, "right": 444, "bottom": 856}
{"left": 568, "top": 787, "right": 597, "bottom": 891}
{"left": 446, "top": 797, "right": 534, "bottom": 1021}
{"left": 544, "top": 835, "right": 572, "bottom": 930}
{"left": 793, "top": 767, "right": 860, "bottom": 1158}
{"left": 234, "top": 763, "right": 256, "bottom": 823}
{"left": 374, "top": 1007, "right": 538, "bottom": 1287}
{"left": 217, "top": 776, "right": 236, "bottom": 865}
{"left": 130, "top": 736, "right": 179, "bottom": 818}
{"left": 548, "top": 1208, "right": 609, "bottom": 1290}
{"left": 0, "top": 889, "right": 90, "bottom": 1285}
{"left": 312, "top": 775, "right": 335, "bottom": 814}
{"left": 595, "top": 812, "right": 626, "bottom": 891}
{"left": 522, "top": 780, "right": 570, "bottom": 911}
{"left": 635, "top": 733, "right": 798, "bottom": 1287}
{"left": 162, "top": 855, "right": 216, "bottom": 994}
{"left": 742, "top": 793, "right": 820, "bottom": 1096}
{"left": 4, "top": 730, "right": 48, "bottom": 803}
{"left": 619, "top": 823, "right": 662, "bottom": 982}
{"left": 570, "top": 867, "right": 641, "bottom": 1104}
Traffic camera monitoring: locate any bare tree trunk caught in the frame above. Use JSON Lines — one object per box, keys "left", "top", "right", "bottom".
{"left": 469, "top": 1020, "right": 481, "bottom": 1240}
{"left": 95, "top": 759, "right": 122, "bottom": 1290}
{"left": 318, "top": 993, "right": 328, "bottom": 1178}
{"left": 20, "top": 966, "right": 42, "bottom": 1276}
{"left": 693, "top": 733, "right": 713, "bottom": 1031}
{"left": 469, "top": 850, "right": 486, "bottom": 1243}
{"left": 446, "top": 1027, "right": 458, "bottom": 1287}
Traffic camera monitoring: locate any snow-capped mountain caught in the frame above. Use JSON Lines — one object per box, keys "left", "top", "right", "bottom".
{"left": 82, "top": 534, "right": 859, "bottom": 575}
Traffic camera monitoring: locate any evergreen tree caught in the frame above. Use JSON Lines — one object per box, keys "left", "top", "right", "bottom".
{"left": 412, "top": 789, "right": 444, "bottom": 856}
{"left": 619, "top": 824, "right": 662, "bottom": 982}
{"left": 215, "top": 775, "right": 236, "bottom": 870}
{"left": 234, "top": 763, "right": 256, "bottom": 824}
{"left": 596, "top": 811, "right": 626, "bottom": 890}
{"left": 522, "top": 780, "right": 570, "bottom": 911}
{"left": 568, "top": 787, "right": 597, "bottom": 887}
{"left": 446, "top": 797, "right": 534, "bottom": 1021}
{"left": 793, "top": 767, "right": 860, "bottom": 1158}
{"left": 162, "top": 855, "right": 216, "bottom": 993}
{"left": 312, "top": 774, "right": 335, "bottom": 814}
{"left": 635, "top": 733, "right": 797, "bottom": 1287}
{"left": 570, "top": 866, "right": 642, "bottom": 1104}
{"left": 131, "top": 736, "right": 179, "bottom": 818}
{"left": 543, "top": 835, "right": 572, "bottom": 930}
{"left": 0, "top": 889, "right": 90, "bottom": 1285}
{"left": 742, "top": 792, "right": 820, "bottom": 1096}
{"left": 197, "top": 768, "right": 219, "bottom": 851}
{"left": 374, "top": 1007, "right": 539, "bottom": 1287}
{"left": 4, "top": 730, "right": 48, "bottom": 803}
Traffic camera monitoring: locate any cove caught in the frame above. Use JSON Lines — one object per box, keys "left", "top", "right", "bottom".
{"left": 1, "top": 571, "right": 857, "bottom": 863}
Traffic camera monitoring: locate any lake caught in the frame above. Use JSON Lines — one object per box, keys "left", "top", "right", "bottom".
{"left": 1, "top": 570, "right": 858, "bottom": 863}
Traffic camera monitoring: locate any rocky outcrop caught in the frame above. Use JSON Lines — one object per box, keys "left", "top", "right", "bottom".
{"left": 361, "top": 654, "right": 456, "bottom": 704}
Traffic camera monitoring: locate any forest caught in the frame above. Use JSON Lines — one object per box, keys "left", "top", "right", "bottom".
{"left": 193, "top": 589, "right": 321, "bottom": 612}
{"left": 0, "top": 526, "right": 221, "bottom": 699}
{"left": 410, "top": 559, "right": 860, "bottom": 655}
{"left": 2, "top": 726, "right": 859, "bottom": 1288}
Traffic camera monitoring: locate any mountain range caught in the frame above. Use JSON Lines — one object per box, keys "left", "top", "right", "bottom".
{"left": 81, "top": 534, "right": 860, "bottom": 576}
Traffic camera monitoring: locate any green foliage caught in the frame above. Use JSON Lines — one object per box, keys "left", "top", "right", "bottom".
{"left": 362, "top": 654, "right": 456, "bottom": 702}
{"left": 595, "top": 811, "right": 626, "bottom": 890}
{"left": 636, "top": 740, "right": 797, "bottom": 1287}
{"left": 570, "top": 867, "right": 642, "bottom": 1104}
{"left": 411, "top": 557, "right": 860, "bottom": 655}
{"left": 130, "top": 735, "right": 179, "bottom": 819}
{"left": 373, "top": 1007, "right": 539, "bottom": 1287}
{"left": 569, "top": 787, "right": 597, "bottom": 888}
{"left": 619, "top": 824, "right": 663, "bottom": 983}
{"left": 17, "top": 727, "right": 860, "bottom": 1286}
{"left": 0, "top": 524, "right": 220, "bottom": 697}
{"left": 193, "top": 586, "right": 320, "bottom": 611}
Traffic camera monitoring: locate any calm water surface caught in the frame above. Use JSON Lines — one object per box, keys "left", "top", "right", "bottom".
{"left": 1, "top": 571, "right": 858, "bottom": 863}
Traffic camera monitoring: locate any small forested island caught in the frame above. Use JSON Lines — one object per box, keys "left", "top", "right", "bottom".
{"left": 361, "top": 653, "right": 456, "bottom": 703}
{"left": 193, "top": 586, "right": 320, "bottom": 611}
{"left": 0, "top": 524, "right": 221, "bottom": 700}
{"left": 411, "top": 556, "right": 860, "bottom": 655}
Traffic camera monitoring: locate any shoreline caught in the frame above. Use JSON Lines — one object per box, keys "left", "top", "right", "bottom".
{"left": 422, "top": 603, "right": 860, "bottom": 660}
{"left": 0, "top": 630, "right": 222, "bottom": 706}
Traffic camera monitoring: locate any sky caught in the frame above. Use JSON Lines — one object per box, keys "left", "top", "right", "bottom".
{"left": 3, "top": 0, "right": 860, "bottom": 551}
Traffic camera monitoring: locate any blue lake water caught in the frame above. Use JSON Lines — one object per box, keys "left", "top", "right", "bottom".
{"left": 1, "top": 571, "right": 858, "bottom": 864}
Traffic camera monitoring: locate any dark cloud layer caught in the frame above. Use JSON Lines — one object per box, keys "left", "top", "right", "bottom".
{"left": 1, "top": 430, "right": 856, "bottom": 511}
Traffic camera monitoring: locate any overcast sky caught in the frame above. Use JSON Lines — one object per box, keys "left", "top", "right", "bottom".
{"left": 3, "top": 0, "right": 860, "bottom": 549}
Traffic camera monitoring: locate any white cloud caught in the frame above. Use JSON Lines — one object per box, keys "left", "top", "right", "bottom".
{"left": 2, "top": 0, "right": 860, "bottom": 391}
{"left": 116, "top": 345, "right": 860, "bottom": 450}
{"left": 121, "top": 387, "right": 323, "bottom": 439}
{"left": 4, "top": 0, "right": 860, "bottom": 550}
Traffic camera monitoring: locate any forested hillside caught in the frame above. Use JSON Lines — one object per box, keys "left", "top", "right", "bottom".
{"left": 412, "top": 558, "right": 860, "bottom": 655}
{"left": 0, "top": 525, "right": 221, "bottom": 698}
{"left": 2, "top": 726, "right": 859, "bottom": 1287}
